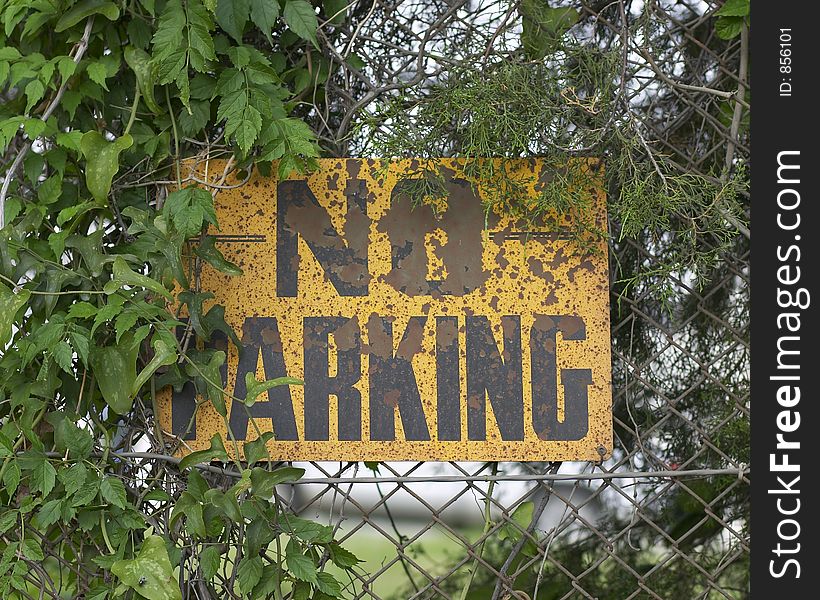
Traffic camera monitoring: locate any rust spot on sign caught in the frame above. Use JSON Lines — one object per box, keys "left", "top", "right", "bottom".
{"left": 156, "top": 159, "right": 613, "bottom": 461}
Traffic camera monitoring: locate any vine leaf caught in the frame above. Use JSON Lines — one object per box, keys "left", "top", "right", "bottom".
{"left": 104, "top": 256, "right": 174, "bottom": 300}
{"left": 132, "top": 338, "right": 178, "bottom": 397}
{"left": 250, "top": 466, "right": 305, "bottom": 499}
{"left": 0, "top": 283, "right": 31, "bottom": 346}
{"left": 215, "top": 0, "right": 250, "bottom": 43}
{"left": 79, "top": 132, "right": 133, "bottom": 203}
{"left": 243, "top": 372, "right": 303, "bottom": 407}
{"left": 250, "top": 0, "right": 280, "bottom": 44}
{"left": 178, "top": 434, "right": 230, "bottom": 470}
{"left": 283, "top": 0, "right": 319, "bottom": 48}
{"left": 89, "top": 332, "right": 139, "bottom": 415}
{"left": 125, "top": 46, "right": 163, "bottom": 114}
{"left": 55, "top": 0, "right": 120, "bottom": 33}
{"left": 111, "top": 534, "right": 182, "bottom": 600}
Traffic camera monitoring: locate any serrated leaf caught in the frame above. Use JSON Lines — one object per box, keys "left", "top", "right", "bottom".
{"left": 0, "top": 283, "right": 31, "bottom": 346}
{"left": 2, "top": 463, "right": 21, "bottom": 497}
{"left": 50, "top": 340, "right": 74, "bottom": 373}
{"left": 22, "top": 539, "right": 44, "bottom": 561}
{"left": 111, "top": 535, "right": 182, "bottom": 600}
{"left": 87, "top": 62, "right": 109, "bottom": 89}
{"left": 24, "top": 80, "right": 44, "bottom": 114}
{"left": 215, "top": 0, "right": 250, "bottom": 43}
{"left": 114, "top": 309, "right": 140, "bottom": 342}
{"left": 329, "top": 543, "right": 362, "bottom": 569}
{"left": 316, "top": 572, "right": 342, "bottom": 597}
{"left": 59, "top": 463, "right": 88, "bottom": 496}
{"left": 56, "top": 130, "right": 83, "bottom": 152}
{"left": 199, "top": 546, "right": 221, "bottom": 580}
{"left": 0, "top": 511, "right": 18, "bottom": 534}
{"left": 31, "top": 458, "right": 57, "bottom": 497}
{"left": 125, "top": 46, "right": 162, "bottom": 114}
{"left": 237, "top": 555, "right": 263, "bottom": 593}
{"left": 714, "top": 0, "right": 749, "bottom": 17}
{"left": 283, "top": 0, "right": 319, "bottom": 48}
{"left": 79, "top": 132, "right": 134, "bottom": 203}
{"left": 100, "top": 477, "right": 128, "bottom": 509}
{"left": 235, "top": 104, "right": 262, "bottom": 153}
{"left": 186, "top": 503, "right": 207, "bottom": 537}
{"left": 55, "top": 0, "right": 120, "bottom": 32}
{"left": 34, "top": 499, "right": 63, "bottom": 528}
{"left": 285, "top": 547, "right": 317, "bottom": 583}
{"left": 250, "top": 0, "right": 280, "bottom": 44}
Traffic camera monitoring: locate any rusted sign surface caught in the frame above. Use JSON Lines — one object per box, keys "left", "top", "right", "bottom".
{"left": 157, "top": 159, "right": 613, "bottom": 461}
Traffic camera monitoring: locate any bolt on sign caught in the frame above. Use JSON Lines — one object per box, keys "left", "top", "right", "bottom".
{"left": 157, "top": 159, "right": 613, "bottom": 461}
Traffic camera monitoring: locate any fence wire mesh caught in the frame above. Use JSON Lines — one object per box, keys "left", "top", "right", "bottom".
{"left": 268, "top": 1, "right": 749, "bottom": 598}
{"left": 107, "top": 1, "right": 749, "bottom": 598}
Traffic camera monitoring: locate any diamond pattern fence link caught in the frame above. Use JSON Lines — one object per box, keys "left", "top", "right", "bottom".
{"left": 250, "top": 1, "right": 751, "bottom": 597}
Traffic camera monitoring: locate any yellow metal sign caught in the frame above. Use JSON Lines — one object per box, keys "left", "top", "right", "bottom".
{"left": 157, "top": 159, "right": 612, "bottom": 461}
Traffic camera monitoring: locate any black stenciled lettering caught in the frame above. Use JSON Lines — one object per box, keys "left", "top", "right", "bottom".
{"left": 303, "top": 317, "right": 362, "bottom": 441}
{"left": 466, "top": 316, "right": 524, "bottom": 441}
{"left": 368, "top": 316, "right": 431, "bottom": 441}
{"left": 531, "top": 315, "right": 591, "bottom": 441}
{"left": 229, "top": 317, "right": 298, "bottom": 440}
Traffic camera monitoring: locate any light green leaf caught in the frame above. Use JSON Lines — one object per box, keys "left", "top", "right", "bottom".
{"left": 79, "top": 132, "right": 134, "bottom": 203}
{"left": 244, "top": 372, "right": 304, "bottom": 406}
{"left": 50, "top": 340, "right": 74, "bottom": 373}
{"left": 58, "top": 463, "right": 88, "bottom": 496}
{"left": 283, "top": 0, "right": 319, "bottom": 48}
{"left": 200, "top": 350, "right": 227, "bottom": 416}
{"left": 329, "top": 543, "right": 362, "bottom": 569}
{"left": 24, "top": 80, "right": 45, "bottom": 114}
{"left": 3, "top": 463, "right": 21, "bottom": 497}
{"left": 55, "top": 0, "right": 120, "bottom": 32}
{"left": 0, "top": 283, "right": 30, "bottom": 346}
{"left": 285, "top": 545, "right": 317, "bottom": 584}
{"left": 250, "top": 0, "right": 280, "bottom": 43}
{"left": 104, "top": 255, "right": 173, "bottom": 300}
{"left": 132, "top": 338, "right": 178, "bottom": 397}
{"left": 204, "top": 488, "right": 242, "bottom": 522}
{"left": 125, "top": 46, "right": 162, "bottom": 114}
{"left": 237, "top": 555, "right": 263, "bottom": 593}
{"left": 22, "top": 539, "right": 45, "bottom": 561}
{"left": 100, "top": 477, "right": 128, "bottom": 509}
{"left": 56, "top": 201, "right": 96, "bottom": 227}
{"left": 714, "top": 0, "right": 750, "bottom": 17}
{"left": 89, "top": 333, "right": 139, "bottom": 415}
{"left": 34, "top": 499, "right": 63, "bottom": 528}
{"left": 56, "top": 130, "right": 84, "bottom": 152}
{"left": 316, "top": 572, "right": 342, "bottom": 597}
{"left": 0, "top": 510, "right": 18, "bottom": 534}
{"left": 87, "top": 62, "right": 109, "bottom": 89}
{"left": 111, "top": 535, "right": 182, "bottom": 600}
{"left": 234, "top": 105, "right": 262, "bottom": 153}
{"left": 215, "top": 0, "right": 250, "bottom": 43}
{"left": 199, "top": 546, "right": 221, "bottom": 580}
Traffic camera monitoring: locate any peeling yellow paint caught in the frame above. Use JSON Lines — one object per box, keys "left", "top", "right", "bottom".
{"left": 156, "top": 159, "right": 613, "bottom": 461}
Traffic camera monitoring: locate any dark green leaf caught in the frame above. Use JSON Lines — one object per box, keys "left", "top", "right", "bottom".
{"left": 89, "top": 332, "right": 139, "bottom": 414}
{"left": 215, "top": 0, "right": 251, "bottom": 43}
{"left": 243, "top": 431, "right": 274, "bottom": 466}
{"left": 715, "top": 16, "right": 744, "bottom": 39}
{"left": 2, "top": 463, "right": 21, "bottom": 497}
{"left": 31, "top": 458, "right": 57, "bottom": 497}
{"left": 329, "top": 543, "right": 362, "bottom": 569}
{"left": 316, "top": 572, "right": 342, "bottom": 597}
{"left": 237, "top": 555, "right": 263, "bottom": 593}
{"left": 104, "top": 255, "right": 174, "bottom": 300}
{"left": 250, "top": 466, "right": 305, "bottom": 499}
{"left": 714, "top": 0, "right": 750, "bottom": 17}
{"left": 22, "top": 539, "right": 44, "bottom": 561}
{"left": 58, "top": 463, "right": 88, "bottom": 496}
{"left": 520, "top": 1, "right": 579, "bottom": 59}
{"left": 250, "top": 0, "right": 280, "bottom": 43}
{"left": 132, "top": 338, "right": 178, "bottom": 397}
{"left": 101, "top": 477, "right": 128, "bottom": 509}
{"left": 55, "top": 0, "right": 120, "bottom": 32}
{"left": 79, "top": 132, "right": 134, "bottom": 203}
{"left": 199, "top": 546, "right": 221, "bottom": 580}
{"left": 34, "top": 499, "right": 63, "bottom": 528}
{"left": 195, "top": 235, "right": 243, "bottom": 276}
{"left": 178, "top": 434, "right": 230, "bottom": 470}
{"left": 285, "top": 545, "right": 317, "bottom": 583}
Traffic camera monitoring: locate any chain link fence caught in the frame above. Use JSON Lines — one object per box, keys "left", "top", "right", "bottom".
{"left": 267, "top": 1, "right": 750, "bottom": 598}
